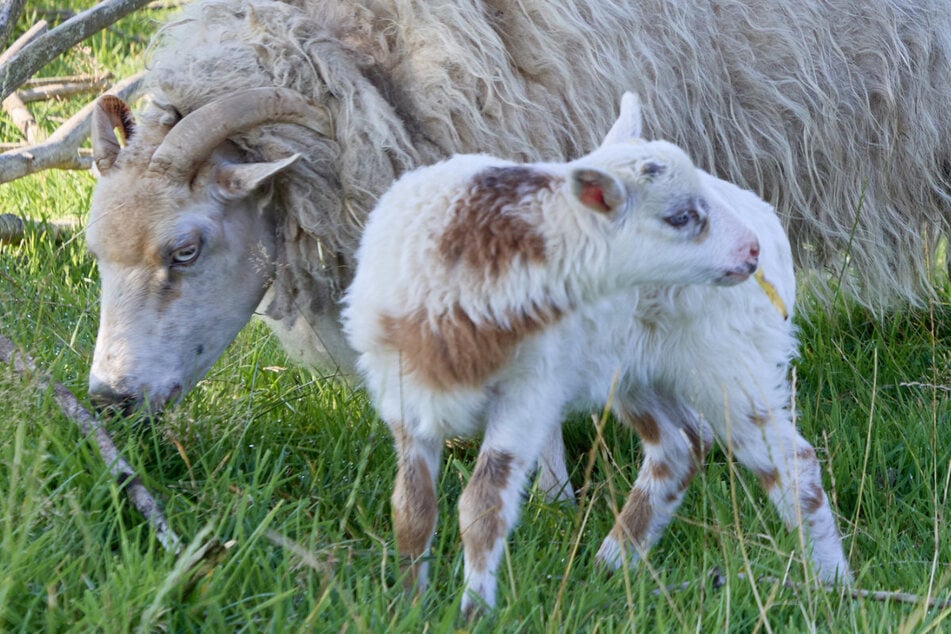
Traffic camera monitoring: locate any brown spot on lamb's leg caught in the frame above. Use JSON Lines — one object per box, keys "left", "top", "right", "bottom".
{"left": 459, "top": 450, "right": 513, "bottom": 574}
{"left": 389, "top": 422, "right": 441, "bottom": 594}
{"left": 597, "top": 399, "right": 711, "bottom": 569}
{"left": 458, "top": 447, "right": 535, "bottom": 617}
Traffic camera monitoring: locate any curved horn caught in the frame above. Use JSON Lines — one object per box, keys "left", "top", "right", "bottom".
{"left": 148, "top": 87, "right": 333, "bottom": 177}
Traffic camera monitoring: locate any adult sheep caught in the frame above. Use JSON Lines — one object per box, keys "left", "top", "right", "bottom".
{"left": 87, "top": 0, "right": 951, "bottom": 495}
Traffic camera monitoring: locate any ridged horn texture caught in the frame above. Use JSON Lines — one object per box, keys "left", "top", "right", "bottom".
{"left": 148, "top": 87, "right": 333, "bottom": 177}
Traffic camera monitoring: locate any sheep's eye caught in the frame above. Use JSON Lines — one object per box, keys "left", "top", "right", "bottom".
{"left": 665, "top": 209, "right": 697, "bottom": 229}
{"left": 170, "top": 243, "right": 200, "bottom": 266}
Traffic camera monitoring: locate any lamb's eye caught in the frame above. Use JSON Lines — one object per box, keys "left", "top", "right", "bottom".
{"left": 665, "top": 209, "right": 697, "bottom": 229}
{"left": 170, "top": 243, "right": 200, "bottom": 266}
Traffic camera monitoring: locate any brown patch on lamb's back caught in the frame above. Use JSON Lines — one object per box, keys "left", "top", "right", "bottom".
{"left": 439, "top": 166, "right": 558, "bottom": 278}
{"left": 380, "top": 302, "right": 562, "bottom": 390}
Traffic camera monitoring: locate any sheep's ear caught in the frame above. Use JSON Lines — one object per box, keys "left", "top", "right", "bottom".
{"left": 600, "top": 91, "right": 643, "bottom": 147}
{"left": 212, "top": 154, "right": 300, "bottom": 200}
{"left": 570, "top": 167, "right": 626, "bottom": 213}
{"left": 92, "top": 96, "right": 136, "bottom": 175}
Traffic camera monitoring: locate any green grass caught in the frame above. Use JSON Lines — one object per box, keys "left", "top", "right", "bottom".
{"left": 1, "top": 3, "right": 950, "bottom": 632}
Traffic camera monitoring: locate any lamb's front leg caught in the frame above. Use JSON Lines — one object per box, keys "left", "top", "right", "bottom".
{"left": 457, "top": 404, "right": 562, "bottom": 616}
{"left": 388, "top": 421, "right": 442, "bottom": 594}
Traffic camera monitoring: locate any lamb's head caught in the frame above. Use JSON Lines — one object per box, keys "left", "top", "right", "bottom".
{"left": 86, "top": 88, "right": 331, "bottom": 415}
{"left": 567, "top": 93, "right": 760, "bottom": 289}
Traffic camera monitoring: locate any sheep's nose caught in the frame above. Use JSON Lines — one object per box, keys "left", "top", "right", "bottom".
{"left": 88, "top": 384, "right": 139, "bottom": 416}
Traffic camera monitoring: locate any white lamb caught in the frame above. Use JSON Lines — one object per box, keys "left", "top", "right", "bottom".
{"left": 342, "top": 94, "right": 850, "bottom": 615}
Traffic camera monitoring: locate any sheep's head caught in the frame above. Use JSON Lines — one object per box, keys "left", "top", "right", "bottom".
{"left": 566, "top": 92, "right": 760, "bottom": 289}
{"left": 86, "top": 88, "right": 332, "bottom": 415}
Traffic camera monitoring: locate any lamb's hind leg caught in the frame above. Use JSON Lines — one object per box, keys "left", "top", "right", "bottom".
{"left": 596, "top": 397, "right": 712, "bottom": 569}
{"left": 726, "top": 405, "right": 851, "bottom": 584}
{"left": 388, "top": 421, "right": 442, "bottom": 594}
{"left": 536, "top": 427, "right": 575, "bottom": 503}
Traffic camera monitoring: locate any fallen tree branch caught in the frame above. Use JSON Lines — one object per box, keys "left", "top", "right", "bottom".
{"left": 0, "top": 0, "right": 153, "bottom": 101}
{"left": 0, "top": 213, "right": 80, "bottom": 244}
{"left": 0, "top": 70, "right": 144, "bottom": 182}
{"left": 0, "top": 334, "right": 182, "bottom": 553}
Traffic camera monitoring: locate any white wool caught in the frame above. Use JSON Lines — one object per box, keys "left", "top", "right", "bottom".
{"left": 142, "top": 0, "right": 951, "bottom": 319}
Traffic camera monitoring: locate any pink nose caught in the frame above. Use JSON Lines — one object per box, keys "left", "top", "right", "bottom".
{"left": 746, "top": 240, "right": 760, "bottom": 272}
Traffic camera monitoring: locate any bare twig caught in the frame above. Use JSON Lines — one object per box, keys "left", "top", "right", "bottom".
{"left": 26, "top": 73, "right": 110, "bottom": 87}
{"left": 0, "top": 0, "right": 153, "bottom": 101}
{"left": 2, "top": 92, "right": 43, "bottom": 143}
{"left": 18, "top": 75, "right": 112, "bottom": 103}
{"left": 0, "top": 70, "right": 144, "bottom": 182}
{"left": 0, "top": 334, "right": 182, "bottom": 553}
{"left": 0, "top": 0, "right": 27, "bottom": 49}
{"left": 744, "top": 573, "right": 951, "bottom": 610}
{"left": 651, "top": 567, "right": 951, "bottom": 610}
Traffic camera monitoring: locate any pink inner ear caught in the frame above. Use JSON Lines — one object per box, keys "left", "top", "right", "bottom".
{"left": 578, "top": 182, "right": 610, "bottom": 213}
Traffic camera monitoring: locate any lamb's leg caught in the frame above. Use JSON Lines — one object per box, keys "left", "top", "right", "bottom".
{"left": 388, "top": 421, "right": 442, "bottom": 594}
{"left": 457, "top": 396, "right": 563, "bottom": 616}
{"left": 535, "top": 427, "right": 575, "bottom": 503}
{"left": 726, "top": 406, "right": 851, "bottom": 584}
{"left": 596, "top": 399, "right": 712, "bottom": 569}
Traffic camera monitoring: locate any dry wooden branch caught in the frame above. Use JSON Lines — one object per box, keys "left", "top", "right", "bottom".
{"left": 1, "top": 21, "right": 49, "bottom": 145}
{"left": 0, "top": 0, "right": 153, "bottom": 101}
{"left": 0, "top": 0, "right": 27, "bottom": 50}
{"left": 0, "top": 20, "right": 46, "bottom": 68}
{"left": 0, "top": 334, "right": 182, "bottom": 553}
{"left": 18, "top": 75, "right": 112, "bottom": 103}
{"left": 0, "top": 71, "right": 144, "bottom": 182}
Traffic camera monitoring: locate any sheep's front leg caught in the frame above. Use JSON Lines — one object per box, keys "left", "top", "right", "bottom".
{"left": 389, "top": 421, "right": 442, "bottom": 594}
{"left": 728, "top": 407, "right": 852, "bottom": 584}
{"left": 596, "top": 399, "right": 712, "bottom": 569}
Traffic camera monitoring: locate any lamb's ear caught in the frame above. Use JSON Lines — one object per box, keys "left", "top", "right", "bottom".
{"left": 570, "top": 167, "right": 626, "bottom": 213}
{"left": 212, "top": 154, "right": 300, "bottom": 201}
{"left": 600, "top": 91, "right": 643, "bottom": 147}
{"left": 92, "top": 95, "right": 136, "bottom": 175}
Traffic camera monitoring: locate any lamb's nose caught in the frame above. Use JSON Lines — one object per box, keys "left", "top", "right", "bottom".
{"left": 745, "top": 239, "right": 761, "bottom": 271}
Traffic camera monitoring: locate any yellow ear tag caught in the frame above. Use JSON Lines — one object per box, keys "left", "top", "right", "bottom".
{"left": 754, "top": 268, "right": 788, "bottom": 319}
{"left": 113, "top": 126, "right": 127, "bottom": 148}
